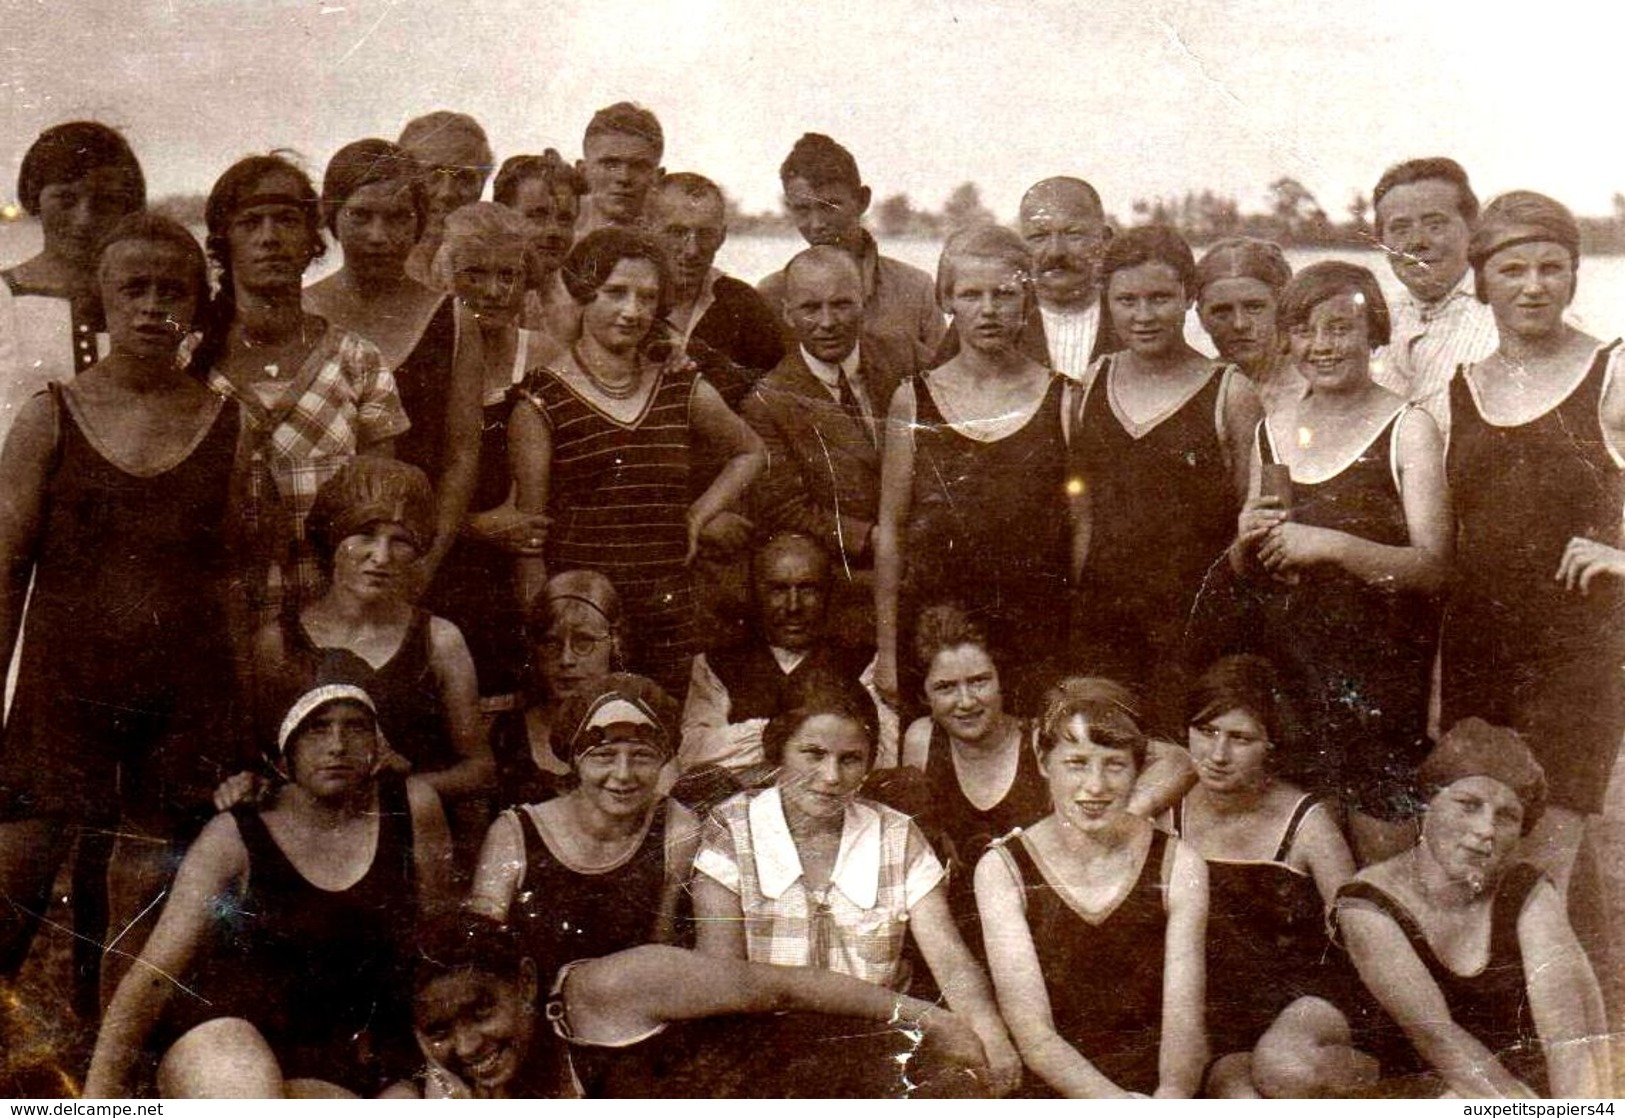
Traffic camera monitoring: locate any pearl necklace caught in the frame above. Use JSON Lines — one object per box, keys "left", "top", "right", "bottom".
{"left": 572, "top": 342, "right": 642, "bottom": 400}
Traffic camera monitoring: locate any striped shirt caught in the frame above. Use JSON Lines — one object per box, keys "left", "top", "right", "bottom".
{"left": 516, "top": 360, "right": 700, "bottom": 694}
{"left": 1038, "top": 302, "right": 1102, "bottom": 382}
{"left": 1371, "top": 272, "right": 1497, "bottom": 435}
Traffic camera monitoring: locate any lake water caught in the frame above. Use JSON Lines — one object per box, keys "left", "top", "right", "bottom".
{"left": 6, "top": 221, "right": 1621, "bottom": 340}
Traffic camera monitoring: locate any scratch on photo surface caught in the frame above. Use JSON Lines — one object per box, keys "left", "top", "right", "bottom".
{"left": 811, "top": 426, "right": 856, "bottom": 581}
{"left": 338, "top": 0, "right": 400, "bottom": 65}
{"left": 3, "top": 897, "right": 205, "bottom": 1003}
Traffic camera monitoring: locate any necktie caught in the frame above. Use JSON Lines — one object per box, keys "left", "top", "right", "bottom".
{"left": 838, "top": 368, "right": 876, "bottom": 448}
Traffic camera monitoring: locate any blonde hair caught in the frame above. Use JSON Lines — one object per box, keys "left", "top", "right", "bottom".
{"left": 428, "top": 201, "right": 535, "bottom": 289}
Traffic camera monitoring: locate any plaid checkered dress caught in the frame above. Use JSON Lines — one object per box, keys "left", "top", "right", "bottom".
{"left": 693, "top": 786, "right": 945, "bottom": 990}
{"left": 209, "top": 324, "right": 409, "bottom": 626}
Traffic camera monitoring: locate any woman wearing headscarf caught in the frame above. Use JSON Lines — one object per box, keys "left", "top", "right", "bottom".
{"left": 1334, "top": 720, "right": 1612, "bottom": 1098}
{"left": 86, "top": 682, "right": 453, "bottom": 1099}
{"left": 469, "top": 673, "right": 699, "bottom": 985}
{"left": 1440, "top": 190, "right": 1625, "bottom": 896}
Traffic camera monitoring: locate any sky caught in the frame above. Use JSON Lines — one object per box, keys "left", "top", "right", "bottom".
{"left": 2, "top": 0, "right": 1622, "bottom": 223}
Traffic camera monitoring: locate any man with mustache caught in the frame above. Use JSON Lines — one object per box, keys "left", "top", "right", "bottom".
{"left": 757, "top": 133, "right": 943, "bottom": 378}
{"left": 932, "top": 176, "right": 1116, "bottom": 380}
{"left": 1369, "top": 157, "right": 1495, "bottom": 430}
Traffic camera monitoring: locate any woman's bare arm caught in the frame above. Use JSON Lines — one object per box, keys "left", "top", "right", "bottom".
{"left": 423, "top": 616, "right": 496, "bottom": 801}
{"left": 420, "top": 303, "right": 486, "bottom": 583}
{"left": 905, "top": 850, "right": 1022, "bottom": 1095}
{"left": 1519, "top": 879, "right": 1613, "bottom": 1097}
{"left": 1156, "top": 840, "right": 1209, "bottom": 1098}
{"left": 1292, "top": 800, "right": 1358, "bottom": 908}
{"left": 85, "top": 814, "right": 250, "bottom": 1098}
{"left": 655, "top": 799, "right": 702, "bottom": 945}
{"left": 873, "top": 382, "right": 917, "bottom": 707}
{"left": 689, "top": 870, "right": 749, "bottom": 959}
{"left": 406, "top": 775, "right": 456, "bottom": 921}
{"left": 0, "top": 393, "right": 54, "bottom": 675}
{"left": 509, "top": 395, "right": 553, "bottom": 607}
{"left": 686, "top": 378, "right": 766, "bottom": 563}
{"left": 466, "top": 810, "right": 525, "bottom": 923}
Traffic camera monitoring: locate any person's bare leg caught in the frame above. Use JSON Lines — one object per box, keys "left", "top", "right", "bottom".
{"left": 1251, "top": 997, "right": 1380, "bottom": 1098}
{"left": 0, "top": 818, "right": 76, "bottom": 975}
{"left": 157, "top": 1018, "right": 284, "bottom": 1099}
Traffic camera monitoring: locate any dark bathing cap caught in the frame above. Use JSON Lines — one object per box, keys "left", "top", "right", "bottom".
{"left": 1418, "top": 717, "right": 1547, "bottom": 834}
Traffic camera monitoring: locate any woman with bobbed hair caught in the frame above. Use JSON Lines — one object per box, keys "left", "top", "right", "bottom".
{"left": 1334, "top": 720, "right": 1612, "bottom": 1098}
{"left": 1233, "top": 261, "right": 1450, "bottom": 862}
{"left": 304, "top": 139, "right": 436, "bottom": 367}
{"left": 875, "top": 224, "right": 1075, "bottom": 714}
{"left": 1174, "top": 656, "right": 1378, "bottom": 1097}
{"left": 975, "top": 676, "right": 1209, "bottom": 1098}
{"left": 1, "top": 121, "right": 146, "bottom": 434}
{"left": 693, "top": 676, "right": 1022, "bottom": 1096}
{"left": 304, "top": 139, "right": 481, "bottom": 588}
{"left": 1195, "top": 237, "right": 1299, "bottom": 413}
{"left": 485, "top": 569, "right": 626, "bottom": 806}
{"left": 1441, "top": 190, "right": 1625, "bottom": 895}
{"left": 511, "top": 227, "right": 765, "bottom": 697}
{"left": 492, "top": 150, "right": 584, "bottom": 342}
{"left": 1071, "top": 225, "right": 1261, "bottom": 734}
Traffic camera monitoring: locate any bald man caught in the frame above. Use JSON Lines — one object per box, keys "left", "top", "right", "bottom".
{"left": 934, "top": 176, "right": 1117, "bottom": 378}
{"left": 742, "top": 247, "right": 906, "bottom": 643}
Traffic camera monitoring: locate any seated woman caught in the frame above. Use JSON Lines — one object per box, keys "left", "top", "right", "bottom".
{"left": 86, "top": 683, "right": 454, "bottom": 1098}
{"left": 485, "top": 569, "right": 628, "bottom": 806}
{"left": 902, "top": 604, "right": 1198, "bottom": 957}
{"left": 385, "top": 917, "right": 993, "bottom": 1098}
{"left": 1, "top": 121, "right": 145, "bottom": 435}
{"left": 1194, "top": 237, "right": 1299, "bottom": 414}
{"left": 1173, "top": 655, "right": 1378, "bottom": 1097}
{"left": 1333, "top": 720, "right": 1613, "bottom": 1098}
{"left": 975, "top": 677, "right": 1208, "bottom": 1098}
{"left": 692, "top": 680, "right": 1021, "bottom": 1096}
{"left": 1232, "top": 262, "right": 1450, "bottom": 862}
{"left": 469, "top": 673, "right": 698, "bottom": 982}
{"left": 240, "top": 457, "right": 492, "bottom": 849}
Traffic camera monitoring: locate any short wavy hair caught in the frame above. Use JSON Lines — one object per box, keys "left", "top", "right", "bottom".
{"left": 320, "top": 138, "right": 426, "bottom": 237}
{"left": 1098, "top": 224, "right": 1198, "bottom": 302}
{"left": 1036, "top": 676, "right": 1148, "bottom": 769}
{"left": 18, "top": 120, "right": 145, "bottom": 217}
{"left": 762, "top": 673, "right": 880, "bottom": 768}
{"left": 559, "top": 226, "right": 674, "bottom": 321}
{"left": 1277, "top": 261, "right": 1391, "bottom": 348}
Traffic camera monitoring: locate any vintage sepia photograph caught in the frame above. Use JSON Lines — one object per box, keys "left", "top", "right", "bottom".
{"left": 1, "top": 0, "right": 1622, "bottom": 1100}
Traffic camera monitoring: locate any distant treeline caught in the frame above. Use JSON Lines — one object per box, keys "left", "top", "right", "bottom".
{"left": 149, "top": 179, "right": 1625, "bottom": 254}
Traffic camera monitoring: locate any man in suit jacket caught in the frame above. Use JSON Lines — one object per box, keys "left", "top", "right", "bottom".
{"left": 744, "top": 246, "right": 904, "bottom": 564}
{"left": 933, "top": 175, "right": 1116, "bottom": 378}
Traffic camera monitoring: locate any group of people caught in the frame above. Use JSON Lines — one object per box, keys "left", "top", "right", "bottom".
{"left": 0, "top": 103, "right": 1619, "bottom": 1100}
